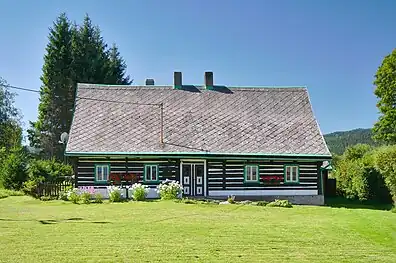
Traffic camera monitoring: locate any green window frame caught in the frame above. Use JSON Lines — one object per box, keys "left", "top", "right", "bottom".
{"left": 284, "top": 165, "right": 299, "bottom": 184}
{"left": 244, "top": 165, "right": 259, "bottom": 183}
{"left": 95, "top": 164, "right": 110, "bottom": 183}
{"left": 144, "top": 164, "right": 159, "bottom": 182}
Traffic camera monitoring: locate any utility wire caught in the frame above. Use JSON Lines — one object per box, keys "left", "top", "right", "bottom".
{"left": 1, "top": 84, "right": 161, "bottom": 106}
{"left": 1, "top": 84, "right": 41, "bottom": 94}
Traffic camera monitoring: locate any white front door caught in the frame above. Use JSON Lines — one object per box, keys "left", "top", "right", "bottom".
{"left": 180, "top": 160, "right": 206, "bottom": 197}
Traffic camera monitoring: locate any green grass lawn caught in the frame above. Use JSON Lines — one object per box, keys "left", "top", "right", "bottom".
{"left": 0, "top": 196, "right": 395, "bottom": 263}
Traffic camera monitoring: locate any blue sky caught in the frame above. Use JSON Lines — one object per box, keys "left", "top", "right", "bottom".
{"left": 1, "top": 0, "right": 395, "bottom": 142}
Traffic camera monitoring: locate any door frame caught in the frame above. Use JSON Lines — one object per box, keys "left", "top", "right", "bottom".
{"left": 180, "top": 159, "right": 207, "bottom": 197}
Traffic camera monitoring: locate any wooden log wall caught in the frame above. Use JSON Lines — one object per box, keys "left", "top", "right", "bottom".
{"left": 77, "top": 157, "right": 179, "bottom": 188}
{"left": 207, "top": 160, "right": 320, "bottom": 191}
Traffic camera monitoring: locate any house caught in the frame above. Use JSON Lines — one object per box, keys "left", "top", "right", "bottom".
{"left": 64, "top": 71, "right": 332, "bottom": 205}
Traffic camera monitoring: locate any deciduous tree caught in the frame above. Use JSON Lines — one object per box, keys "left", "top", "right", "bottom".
{"left": 373, "top": 48, "right": 396, "bottom": 144}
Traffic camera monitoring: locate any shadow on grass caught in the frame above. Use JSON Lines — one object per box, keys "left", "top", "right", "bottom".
{"left": 325, "top": 197, "right": 393, "bottom": 211}
{"left": 0, "top": 217, "right": 110, "bottom": 225}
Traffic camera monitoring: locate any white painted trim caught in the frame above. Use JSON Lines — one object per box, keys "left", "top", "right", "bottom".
{"left": 209, "top": 190, "right": 318, "bottom": 196}
{"left": 180, "top": 159, "right": 207, "bottom": 196}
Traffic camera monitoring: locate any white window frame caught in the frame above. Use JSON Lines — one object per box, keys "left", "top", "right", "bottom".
{"left": 244, "top": 165, "right": 259, "bottom": 183}
{"left": 284, "top": 165, "right": 299, "bottom": 183}
{"left": 95, "top": 164, "right": 110, "bottom": 182}
{"left": 144, "top": 164, "right": 159, "bottom": 182}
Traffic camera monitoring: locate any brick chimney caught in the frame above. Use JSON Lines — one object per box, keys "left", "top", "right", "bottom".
{"left": 205, "top": 71, "right": 213, "bottom": 89}
{"left": 174, "top": 71, "right": 182, "bottom": 89}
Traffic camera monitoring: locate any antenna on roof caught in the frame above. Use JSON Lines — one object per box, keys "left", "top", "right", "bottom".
{"left": 59, "top": 132, "right": 69, "bottom": 144}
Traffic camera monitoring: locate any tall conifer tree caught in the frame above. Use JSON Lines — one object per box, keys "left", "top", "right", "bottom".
{"left": 28, "top": 13, "right": 132, "bottom": 159}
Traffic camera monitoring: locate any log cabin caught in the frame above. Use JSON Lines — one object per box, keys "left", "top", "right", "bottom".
{"left": 64, "top": 71, "right": 332, "bottom": 205}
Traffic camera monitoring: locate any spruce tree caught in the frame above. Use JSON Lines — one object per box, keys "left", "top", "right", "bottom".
{"left": 28, "top": 13, "right": 132, "bottom": 160}
{"left": 28, "top": 13, "right": 73, "bottom": 159}
{"left": 105, "top": 43, "right": 132, "bottom": 84}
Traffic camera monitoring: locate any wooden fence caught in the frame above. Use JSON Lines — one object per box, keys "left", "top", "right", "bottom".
{"left": 37, "top": 180, "right": 74, "bottom": 197}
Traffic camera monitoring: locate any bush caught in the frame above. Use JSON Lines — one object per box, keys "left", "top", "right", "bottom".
{"left": 156, "top": 179, "right": 182, "bottom": 200}
{"left": 93, "top": 193, "right": 103, "bottom": 204}
{"left": 81, "top": 192, "right": 91, "bottom": 204}
{"left": 59, "top": 186, "right": 73, "bottom": 201}
{"left": 0, "top": 191, "right": 8, "bottom": 199}
{"left": 267, "top": 199, "right": 293, "bottom": 208}
{"left": 0, "top": 148, "right": 27, "bottom": 190}
{"left": 227, "top": 195, "right": 236, "bottom": 204}
{"left": 256, "top": 201, "right": 269, "bottom": 206}
{"left": 67, "top": 188, "right": 80, "bottom": 204}
{"left": 375, "top": 146, "right": 396, "bottom": 205}
{"left": 27, "top": 159, "right": 73, "bottom": 183}
{"left": 107, "top": 186, "right": 123, "bottom": 202}
{"left": 0, "top": 189, "right": 23, "bottom": 199}
{"left": 334, "top": 148, "right": 391, "bottom": 202}
{"left": 391, "top": 207, "right": 396, "bottom": 213}
{"left": 344, "top": 144, "right": 372, "bottom": 161}
{"left": 130, "top": 183, "right": 149, "bottom": 201}
{"left": 22, "top": 180, "right": 38, "bottom": 197}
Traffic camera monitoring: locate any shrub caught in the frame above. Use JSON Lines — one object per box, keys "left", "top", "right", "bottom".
{"left": 334, "top": 149, "right": 391, "bottom": 202}
{"left": 67, "top": 188, "right": 80, "bottom": 204}
{"left": 0, "top": 148, "right": 27, "bottom": 190}
{"left": 375, "top": 146, "right": 396, "bottom": 205}
{"left": 256, "top": 201, "right": 269, "bottom": 206}
{"left": 58, "top": 185, "right": 73, "bottom": 201}
{"left": 3, "top": 189, "right": 24, "bottom": 196}
{"left": 93, "top": 192, "right": 103, "bottom": 204}
{"left": 27, "top": 159, "right": 73, "bottom": 183}
{"left": 107, "top": 186, "right": 123, "bottom": 202}
{"left": 0, "top": 191, "right": 8, "bottom": 199}
{"left": 344, "top": 144, "right": 372, "bottom": 161}
{"left": 391, "top": 207, "right": 396, "bottom": 213}
{"left": 22, "top": 180, "right": 38, "bottom": 197}
{"left": 81, "top": 192, "right": 91, "bottom": 204}
{"left": 267, "top": 199, "right": 293, "bottom": 208}
{"left": 227, "top": 195, "right": 236, "bottom": 204}
{"left": 130, "top": 183, "right": 149, "bottom": 201}
{"left": 156, "top": 179, "right": 182, "bottom": 200}
{"left": 0, "top": 189, "right": 22, "bottom": 199}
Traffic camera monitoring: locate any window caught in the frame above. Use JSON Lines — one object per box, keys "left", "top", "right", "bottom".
{"left": 144, "top": 164, "right": 159, "bottom": 182}
{"left": 284, "top": 165, "right": 299, "bottom": 183}
{"left": 244, "top": 165, "right": 259, "bottom": 183}
{"left": 95, "top": 164, "right": 110, "bottom": 183}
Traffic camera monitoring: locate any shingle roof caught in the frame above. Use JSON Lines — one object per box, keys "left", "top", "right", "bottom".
{"left": 65, "top": 84, "right": 331, "bottom": 157}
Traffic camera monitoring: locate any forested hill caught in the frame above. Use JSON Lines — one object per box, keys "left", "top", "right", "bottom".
{"left": 324, "top": 128, "right": 379, "bottom": 155}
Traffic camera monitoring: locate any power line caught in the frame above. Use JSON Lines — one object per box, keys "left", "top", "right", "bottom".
{"left": 1, "top": 84, "right": 161, "bottom": 106}
{"left": 1, "top": 84, "right": 40, "bottom": 94}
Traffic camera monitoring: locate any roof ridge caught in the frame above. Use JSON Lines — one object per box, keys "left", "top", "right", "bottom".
{"left": 77, "top": 83, "right": 308, "bottom": 91}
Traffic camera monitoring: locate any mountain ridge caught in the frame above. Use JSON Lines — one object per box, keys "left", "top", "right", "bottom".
{"left": 324, "top": 128, "right": 378, "bottom": 155}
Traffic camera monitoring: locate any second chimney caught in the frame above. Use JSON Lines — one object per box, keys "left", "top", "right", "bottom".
{"left": 205, "top": 71, "right": 213, "bottom": 89}
{"left": 174, "top": 71, "right": 182, "bottom": 89}
{"left": 145, "top": 78, "right": 155, "bottom": 85}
